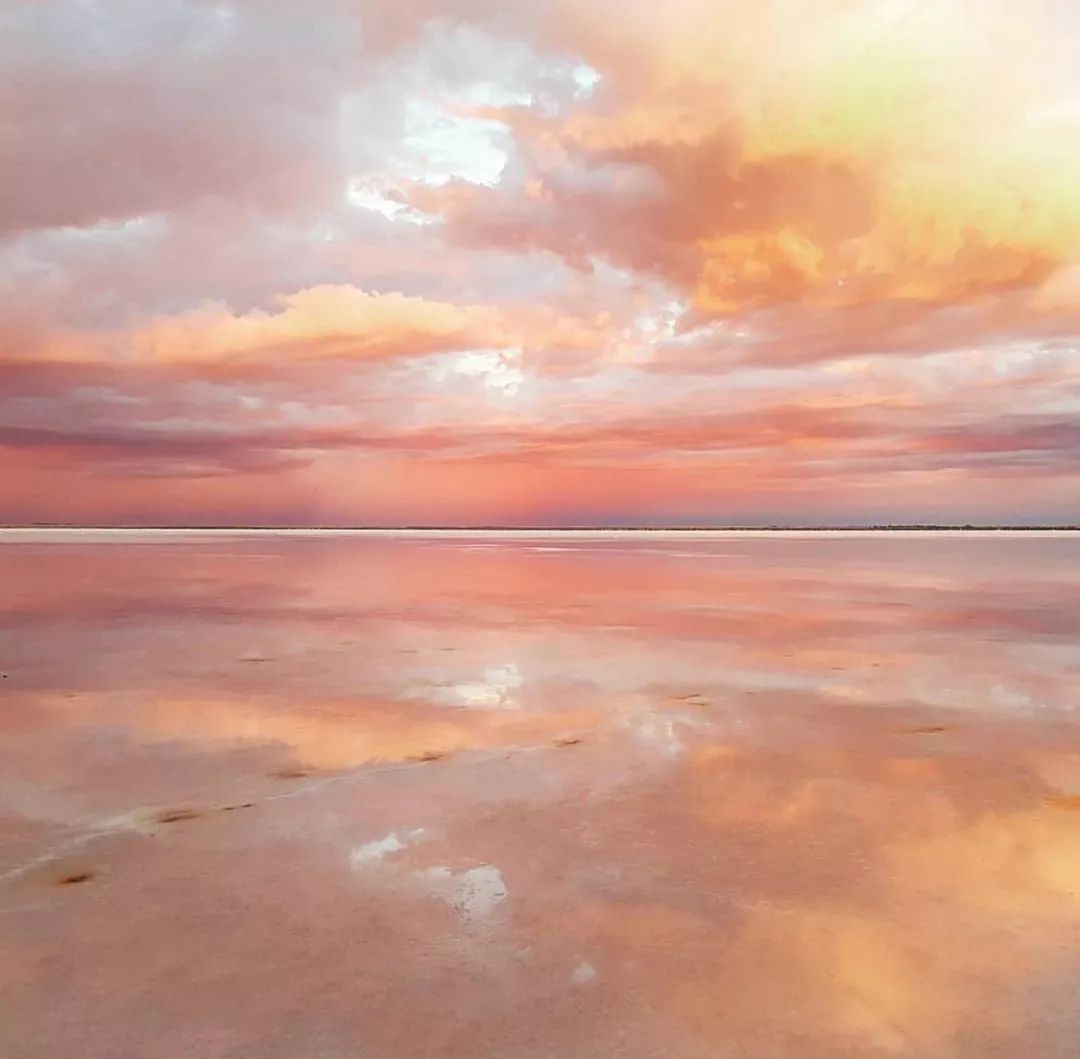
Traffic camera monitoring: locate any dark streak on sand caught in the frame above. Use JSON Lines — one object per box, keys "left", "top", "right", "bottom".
{"left": 58, "top": 871, "right": 94, "bottom": 885}
{"left": 154, "top": 808, "right": 204, "bottom": 824}
{"left": 413, "top": 750, "right": 448, "bottom": 762}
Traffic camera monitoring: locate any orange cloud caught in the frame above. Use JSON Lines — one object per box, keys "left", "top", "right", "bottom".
{"left": 434, "top": 0, "right": 1080, "bottom": 329}
{"left": 77, "top": 286, "right": 501, "bottom": 367}
{"left": 8, "top": 281, "right": 621, "bottom": 378}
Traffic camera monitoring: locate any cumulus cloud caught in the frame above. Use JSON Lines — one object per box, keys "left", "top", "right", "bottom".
{"left": 1, "top": 0, "right": 1079, "bottom": 523}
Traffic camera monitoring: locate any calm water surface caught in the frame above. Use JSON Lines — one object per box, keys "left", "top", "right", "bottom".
{"left": 2, "top": 531, "right": 1080, "bottom": 1058}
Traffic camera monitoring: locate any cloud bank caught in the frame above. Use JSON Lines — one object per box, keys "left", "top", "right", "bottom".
{"left": 2, "top": 0, "right": 1079, "bottom": 524}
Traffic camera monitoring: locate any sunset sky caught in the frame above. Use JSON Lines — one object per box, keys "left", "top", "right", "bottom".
{"left": 2, "top": 0, "right": 1079, "bottom": 526}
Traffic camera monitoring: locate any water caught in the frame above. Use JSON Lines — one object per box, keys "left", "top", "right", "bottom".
{"left": 2, "top": 530, "right": 1079, "bottom": 1058}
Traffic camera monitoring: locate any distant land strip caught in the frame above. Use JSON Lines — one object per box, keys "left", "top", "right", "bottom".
{"left": 6, "top": 524, "right": 1079, "bottom": 532}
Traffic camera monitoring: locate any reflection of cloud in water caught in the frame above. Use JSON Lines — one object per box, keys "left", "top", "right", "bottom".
{"left": 625, "top": 712, "right": 686, "bottom": 758}
{"left": 571, "top": 960, "right": 598, "bottom": 985}
{"left": 413, "top": 864, "right": 508, "bottom": 923}
{"left": 350, "top": 828, "right": 429, "bottom": 867}
{"left": 424, "top": 662, "right": 525, "bottom": 710}
{"left": 4, "top": 534, "right": 1080, "bottom": 1057}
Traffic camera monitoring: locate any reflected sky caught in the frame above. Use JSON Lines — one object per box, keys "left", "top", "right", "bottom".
{"left": 2, "top": 531, "right": 1080, "bottom": 1058}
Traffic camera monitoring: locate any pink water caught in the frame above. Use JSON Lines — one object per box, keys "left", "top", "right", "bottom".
{"left": 2, "top": 531, "right": 1080, "bottom": 1058}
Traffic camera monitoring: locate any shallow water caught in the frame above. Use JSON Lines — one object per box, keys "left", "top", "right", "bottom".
{"left": 2, "top": 531, "right": 1080, "bottom": 1058}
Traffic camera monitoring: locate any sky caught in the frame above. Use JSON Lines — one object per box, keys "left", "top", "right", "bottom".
{"left": 2, "top": 0, "right": 1079, "bottom": 527}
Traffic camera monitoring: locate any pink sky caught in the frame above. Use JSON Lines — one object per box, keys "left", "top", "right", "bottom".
{"left": 2, "top": 0, "right": 1079, "bottom": 525}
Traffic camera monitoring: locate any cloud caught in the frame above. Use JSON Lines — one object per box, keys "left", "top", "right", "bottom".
{"left": 120, "top": 285, "right": 505, "bottom": 366}
{"left": 1, "top": 0, "right": 1079, "bottom": 523}
{"left": 396, "top": 0, "right": 1080, "bottom": 356}
{"left": 0, "top": 1, "right": 360, "bottom": 236}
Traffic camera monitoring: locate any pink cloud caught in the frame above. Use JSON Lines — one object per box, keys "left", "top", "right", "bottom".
{"left": 1, "top": 0, "right": 1078, "bottom": 524}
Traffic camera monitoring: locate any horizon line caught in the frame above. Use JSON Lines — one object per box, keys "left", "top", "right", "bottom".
{"left": 4, "top": 523, "right": 1079, "bottom": 532}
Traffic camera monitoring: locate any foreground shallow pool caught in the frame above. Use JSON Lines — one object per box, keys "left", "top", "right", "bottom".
{"left": 2, "top": 530, "right": 1080, "bottom": 1058}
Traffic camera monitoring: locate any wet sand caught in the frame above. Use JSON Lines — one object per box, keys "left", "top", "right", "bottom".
{"left": 2, "top": 531, "right": 1080, "bottom": 1057}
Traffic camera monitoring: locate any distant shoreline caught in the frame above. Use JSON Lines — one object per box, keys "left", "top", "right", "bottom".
{"left": 2, "top": 525, "right": 1078, "bottom": 536}
{"left": 2, "top": 520, "right": 1080, "bottom": 532}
